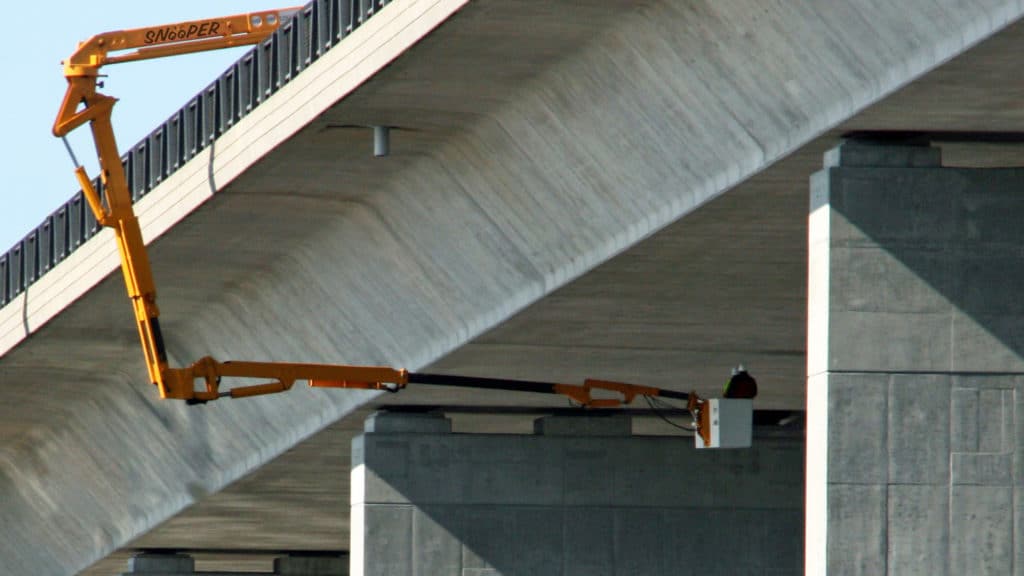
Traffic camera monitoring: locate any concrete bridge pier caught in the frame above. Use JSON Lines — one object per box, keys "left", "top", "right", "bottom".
{"left": 351, "top": 411, "right": 802, "bottom": 576}
{"left": 807, "top": 141, "right": 1024, "bottom": 574}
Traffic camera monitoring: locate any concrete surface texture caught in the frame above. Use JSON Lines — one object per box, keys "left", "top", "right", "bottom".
{"left": 352, "top": 412, "right": 802, "bottom": 576}
{"left": 0, "top": 0, "right": 1023, "bottom": 575}
{"left": 807, "top": 141, "right": 1024, "bottom": 575}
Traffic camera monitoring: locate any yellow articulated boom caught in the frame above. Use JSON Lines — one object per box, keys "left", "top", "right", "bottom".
{"left": 53, "top": 8, "right": 748, "bottom": 448}
{"left": 53, "top": 8, "right": 303, "bottom": 402}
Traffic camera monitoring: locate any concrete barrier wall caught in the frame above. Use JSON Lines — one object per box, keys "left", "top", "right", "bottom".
{"left": 352, "top": 414, "right": 802, "bottom": 575}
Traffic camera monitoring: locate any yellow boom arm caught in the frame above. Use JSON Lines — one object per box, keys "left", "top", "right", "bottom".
{"left": 53, "top": 8, "right": 302, "bottom": 402}
{"left": 52, "top": 8, "right": 710, "bottom": 443}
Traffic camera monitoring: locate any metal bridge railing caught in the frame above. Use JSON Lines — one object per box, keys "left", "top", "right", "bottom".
{"left": 0, "top": 0, "right": 389, "bottom": 308}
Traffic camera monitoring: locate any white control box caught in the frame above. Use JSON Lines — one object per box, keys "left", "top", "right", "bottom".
{"left": 695, "top": 398, "right": 753, "bottom": 449}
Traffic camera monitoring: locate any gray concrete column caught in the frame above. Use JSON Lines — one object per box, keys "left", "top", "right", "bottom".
{"left": 351, "top": 411, "right": 802, "bottom": 576}
{"left": 807, "top": 141, "right": 1024, "bottom": 575}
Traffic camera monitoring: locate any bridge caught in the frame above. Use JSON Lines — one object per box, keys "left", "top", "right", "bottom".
{"left": 3, "top": 0, "right": 1024, "bottom": 574}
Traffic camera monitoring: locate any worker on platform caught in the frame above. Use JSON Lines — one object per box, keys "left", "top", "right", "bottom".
{"left": 723, "top": 365, "right": 757, "bottom": 399}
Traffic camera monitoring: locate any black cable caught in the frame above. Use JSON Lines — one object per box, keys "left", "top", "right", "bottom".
{"left": 645, "top": 395, "right": 690, "bottom": 426}
{"left": 643, "top": 395, "right": 695, "bottom": 432}
{"left": 650, "top": 395, "right": 689, "bottom": 414}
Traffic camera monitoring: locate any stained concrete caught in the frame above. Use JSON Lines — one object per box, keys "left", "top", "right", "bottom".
{"left": 352, "top": 413, "right": 802, "bottom": 576}
{"left": 1, "top": 0, "right": 1023, "bottom": 574}
{"left": 807, "top": 142, "right": 1024, "bottom": 575}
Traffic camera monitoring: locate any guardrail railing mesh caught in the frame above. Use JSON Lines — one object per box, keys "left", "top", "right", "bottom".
{"left": 0, "top": 0, "right": 389, "bottom": 308}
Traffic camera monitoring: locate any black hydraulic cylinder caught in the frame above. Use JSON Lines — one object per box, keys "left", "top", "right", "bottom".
{"left": 408, "top": 373, "right": 560, "bottom": 395}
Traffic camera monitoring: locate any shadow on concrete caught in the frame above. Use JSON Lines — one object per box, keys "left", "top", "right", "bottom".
{"left": 822, "top": 142, "right": 1024, "bottom": 373}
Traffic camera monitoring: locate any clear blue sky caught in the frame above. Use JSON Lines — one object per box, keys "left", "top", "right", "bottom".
{"left": 0, "top": 1, "right": 296, "bottom": 252}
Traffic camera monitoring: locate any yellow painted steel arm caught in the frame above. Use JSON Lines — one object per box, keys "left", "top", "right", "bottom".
{"left": 54, "top": 9, "right": 300, "bottom": 137}
{"left": 170, "top": 358, "right": 411, "bottom": 404}
{"left": 52, "top": 8, "right": 300, "bottom": 400}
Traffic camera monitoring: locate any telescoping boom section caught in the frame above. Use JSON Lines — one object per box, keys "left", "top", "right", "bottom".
{"left": 52, "top": 8, "right": 746, "bottom": 448}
